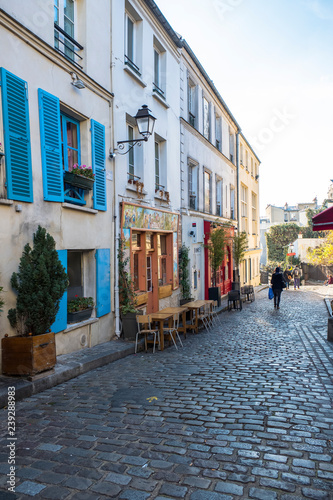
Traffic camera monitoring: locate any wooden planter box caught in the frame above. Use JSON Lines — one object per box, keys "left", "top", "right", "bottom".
{"left": 158, "top": 284, "right": 172, "bottom": 299}
{"left": 2, "top": 332, "right": 56, "bottom": 376}
{"left": 67, "top": 307, "right": 93, "bottom": 324}
{"left": 64, "top": 171, "right": 94, "bottom": 190}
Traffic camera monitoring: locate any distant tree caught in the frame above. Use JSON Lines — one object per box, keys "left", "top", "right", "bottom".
{"left": 307, "top": 232, "right": 333, "bottom": 266}
{"left": 300, "top": 207, "right": 328, "bottom": 239}
{"left": 266, "top": 223, "right": 300, "bottom": 262}
{"left": 233, "top": 232, "right": 248, "bottom": 282}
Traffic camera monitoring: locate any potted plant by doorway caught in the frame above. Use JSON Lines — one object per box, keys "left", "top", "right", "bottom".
{"left": 179, "top": 244, "right": 193, "bottom": 305}
{"left": 118, "top": 238, "right": 141, "bottom": 340}
{"left": 232, "top": 231, "right": 248, "bottom": 290}
{"left": 206, "top": 225, "right": 229, "bottom": 306}
{"left": 2, "top": 226, "right": 68, "bottom": 376}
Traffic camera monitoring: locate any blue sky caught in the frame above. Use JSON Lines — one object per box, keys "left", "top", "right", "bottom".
{"left": 154, "top": 0, "right": 333, "bottom": 215}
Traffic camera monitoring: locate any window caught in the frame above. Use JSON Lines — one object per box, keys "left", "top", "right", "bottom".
{"left": 245, "top": 150, "right": 248, "bottom": 171}
{"left": 147, "top": 256, "right": 152, "bottom": 292}
{"left": 158, "top": 235, "right": 167, "bottom": 286}
{"left": 188, "top": 77, "right": 196, "bottom": 127}
{"left": 128, "top": 125, "right": 134, "bottom": 181}
{"left": 255, "top": 163, "right": 258, "bottom": 179}
{"left": 240, "top": 144, "right": 243, "bottom": 165}
{"left": 61, "top": 114, "right": 80, "bottom": 171}
{"left": 153, "top": 39, "right": 166, "bottom": 98}
{"left": 229, "top": 132, "right": 234, "bottom": 163}
{"left": 251, "top": 157, "right": 254, "bottom": 176}
{"left": 216, "top": 177, "right": 222, "bottom": 216}
{"left": 203, "top": 98, "right": 210, "bottom": 140}
{"left": 54, "top": 0, "right": 82, "bottom": 65}
{"left": 252, "top": 192, "right": 257, "bottom": 235}
{"left": 124, "top": 5, "right": 142, "bottom": 75}
{"left": 204, "top": 171, "right": 211, "bottom": 213}
{"left": 241, "top": 185, "right": 248, "bottom": 232}
{"left": 230, "top": 186, "right": 235, "bottom": 220}
{"left": 67, "top": 251, "right": 83, "bottom": 301}
{"left": 155, "top": 141, "right": 160, "bottom": 191}
{"left": 188, "top": 161, "right": 198, "bottom": 210}
{"left": 215, "top": 114, "right": 222, "bottom": 151}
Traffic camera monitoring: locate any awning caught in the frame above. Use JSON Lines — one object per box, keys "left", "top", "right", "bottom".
{"left": 312, "top": 206, "right": 333, "bottom": 231}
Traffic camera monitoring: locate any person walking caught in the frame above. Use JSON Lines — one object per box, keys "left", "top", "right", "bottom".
{"left": 283, "top": 268, "right": 292, "bottom": 289}
{"left": 293, "top": 265, "right": 301, "bottom": 289}
{"left": 271, "top": 266, "right": 286, "bottom": 309}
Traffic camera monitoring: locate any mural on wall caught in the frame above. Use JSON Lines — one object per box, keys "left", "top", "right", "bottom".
{"left": 123, "top": 204, "right": 178, "bottom": 232}
{"left": 121, "top": 203, "right": 179, "bottom": 289}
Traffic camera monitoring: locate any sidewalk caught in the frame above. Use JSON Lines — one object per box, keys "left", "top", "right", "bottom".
{"left": 0, "top": 286, "right": 267, "bottom": 408}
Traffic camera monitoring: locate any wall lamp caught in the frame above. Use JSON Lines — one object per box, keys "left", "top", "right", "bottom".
{"left": 114, "top": 105, "right": 156, "bottom": 156}
{"left": 70, "top": 72, "right": 85, "bottom": 89}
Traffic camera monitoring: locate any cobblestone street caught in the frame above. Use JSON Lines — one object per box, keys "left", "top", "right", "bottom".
{"left": 1, "top": 286, "right": 333, "bottom": 500}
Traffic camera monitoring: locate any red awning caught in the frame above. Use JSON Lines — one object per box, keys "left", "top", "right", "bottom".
{"left": 312, "top": 206, "right": 333, "bottom": 231}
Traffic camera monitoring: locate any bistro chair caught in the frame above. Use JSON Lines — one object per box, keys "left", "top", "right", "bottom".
{"left": 211, "top": 300, "right": 222, "bottom": 327}
{"left": 227, "top": 290, "right": 242, "bottom": 311}
{"left": 135, "top": 315, "right": 159, "bottom": 353}
{"left": 198, "top": 303, "right": 212, "bottom": 332}
{"left": 162, "top": 313, "right": 183, "bottom": 349}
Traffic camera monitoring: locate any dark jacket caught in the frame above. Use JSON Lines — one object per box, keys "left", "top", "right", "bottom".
{"left": 271, "top": 271, "right": 286, "bottom": 291}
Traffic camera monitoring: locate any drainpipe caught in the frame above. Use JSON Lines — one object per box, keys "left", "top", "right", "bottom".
{"left": 110, "top": 0, "right": 121, "bottom": 338}
{"left": 236, "top": 129, "right": 241, "bottom": 231}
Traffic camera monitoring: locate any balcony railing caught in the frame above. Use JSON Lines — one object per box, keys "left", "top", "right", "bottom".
{"left": 153, "top": 83, "right": 165, "bottom": 99}
{"left": 216, "top": 203, "right": 221, "bottom": 216}
{"left": 54, "top": 24, "right": 83, "bottom": 69}
{"left": 124, "top": 55, "right": 141, "bottom": 76}
{"left": 189, "top": 193, "right": 197, "bottom": 210}
{"left": 189, "top": 112, "right": 195, "bottom": 127}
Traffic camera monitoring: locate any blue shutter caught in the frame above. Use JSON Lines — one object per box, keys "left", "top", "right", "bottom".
{"left": 38, "top": 89, "right": 64, "bottom": 202}
{"left": 96, "top": 248, "right": 111, "bottom": 317}
{"left": 51, "top": 250, "right": 68, "bottom": 333}
{"left": 0, "top": 68, "right": 33, "bottom": 202}
{"left": 91, "top": 119, "right": 107, "bottom": 210}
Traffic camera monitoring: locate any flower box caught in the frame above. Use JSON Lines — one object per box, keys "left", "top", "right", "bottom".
{"left": 67, "top": 307, "right": 93, "bottom": 324}
{"left": 64, "top": 171, "right": 95, "bottom": 190}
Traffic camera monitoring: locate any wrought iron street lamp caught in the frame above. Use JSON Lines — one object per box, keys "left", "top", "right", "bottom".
{"left": 114, "top": 105, "right": 156, "bottom": 156}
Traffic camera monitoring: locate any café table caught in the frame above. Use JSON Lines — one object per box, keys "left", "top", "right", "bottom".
{"left": 185, "top": 300, "right": 214, "bottom": 333}
{"left": 159, "top": 306, "right": 189, "bottom": 339}
{"left": 149, "top": 311, "right": 174, "bottom": 351}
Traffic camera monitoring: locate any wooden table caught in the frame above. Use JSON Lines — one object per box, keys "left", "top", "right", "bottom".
{"left": 159, "top": 306, "right": 189, "bottom": 339}
{"left": 185, "top": 300, "right": 214, "bottom": 333}
{"left": 149, "top": 312, "right": 174, "bottom": 351}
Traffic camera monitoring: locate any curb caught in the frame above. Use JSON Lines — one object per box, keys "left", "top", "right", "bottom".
{"left": 0, "top": 340, "right": 136, "bottom": 408}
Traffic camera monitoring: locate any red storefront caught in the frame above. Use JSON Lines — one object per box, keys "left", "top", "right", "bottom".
{"left": 204, "top": 221, "right": 234, "bottom": 299}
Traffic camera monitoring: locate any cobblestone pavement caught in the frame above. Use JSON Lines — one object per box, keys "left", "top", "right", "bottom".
{"left": 1, "top": 287, "right": 333, "bottom": 500}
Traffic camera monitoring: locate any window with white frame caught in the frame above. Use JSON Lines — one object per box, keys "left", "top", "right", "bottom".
{"left": 154, "top": 134, "right": 166, "bottom": 194}
{"left": 251, "top": 157, "right": 254, "bottom": 176}
{"left": 255, "top": 162, "right": 258, "bottom": 179}
{"left": 204, "top": 170, "right": 211, "bottom": 213}
{"left": 155, "top": 141, "right": 160, "bottom": 191}
{"left": 54, "top": 0, "right": 82, "bottom": 64}
{"left": 229, "top": 132, "right": 235, "bottom": 163}
{"left": 215, "top": 113, "right": 222, "bottom": 152}
{"left": 252, "top": 192, "right": 257, "bottom": 235}
{"left": 188, "top": 160, "right": 198, "bottom": 210}
{"left": 241, "top": 184, "right": 248, "bottom": 232}
{"left": 230, "top": 186, "right": 235, "bottom": 220}
{"left": 245, "top": 150, "right": 248, "bottom": 171}
{"left": 153, "top": 37, "right": 166, "bottom": 98}
{"left": 124, "top": 4, "right": 142, "bottom": 75}
{"left": 128, "top": 125, "right": 135, "bottom": 182}
{"left": 240, "top": 144, "right": 243, "bottom": 165}
{"left": 188, "top": 77, "right": 196, "bottom": 127}
{"left": 203, "top": 98, "right": 210, "bottom": 140}
{"left": 216, "top": 177, "right": 222, "bottom": 216}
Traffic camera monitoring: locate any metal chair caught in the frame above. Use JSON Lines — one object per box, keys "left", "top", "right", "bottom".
{"left": 227, "top": 290, "right": 242, "bottom": 311}
{"left": 211, "top": 300, "right": 222, "bottom": 327}
{"left": 198, "top": 303, "right": 212, "bottom": 331}
{"left": 162, "top": 313, "right": 183, "bottom": 349}
{"left": 135, "top": 315, "right": 159, "bottom": 353}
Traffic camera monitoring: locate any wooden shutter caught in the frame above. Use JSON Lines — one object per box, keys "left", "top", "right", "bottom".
{"left": 0, "top": 68, "right": 33, "bottom": 202}
{"left": 38, "top": 89, "right": 64, "bottom": 202}
{"left": 91, "top": 119, "right": 107, "bottom": 211}
{"left": 51, "top": 250, "right": 68, "bottom": 333}
{"left": 95, "top": 248, "right": 111, "bottom": 317}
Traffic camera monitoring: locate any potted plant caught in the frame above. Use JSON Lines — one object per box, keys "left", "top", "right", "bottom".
{"left": 67, "top": 296, "right": 94, "bottom": 324}
{"left": 118, "top": 238, "right": 141, "bottom": 340}
{"left": 64, "top": 164, "right": 95, "bottom": 190}
{"left": 179, "top": 244, "right": 193, "bottom": 305}
{"left": 206, "top": 225, "right": 229, "bottom": 306}
{"left": 232, "top": 231, "right": 248, "bottom": 290}
{"left": 3, "top": 226, "right": 68, "bottom": 376}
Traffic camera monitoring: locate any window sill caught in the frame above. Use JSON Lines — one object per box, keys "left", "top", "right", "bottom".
{"left": 0, "top": 198, "right": 13, "bottom": 206}
{"left": 123, "top": 65, "right": 147, "bottom": 88}
{"left": 62, "top": 202, "right": 98, "bottom": 214}
{"left": 126, "top": 184, "right": 147, "bottom": 196}
{"left": 62, "top": 317, "right": 99, "bottom": 334}
{"left": 152, "top": 91, "right": 169, "bottom": 109}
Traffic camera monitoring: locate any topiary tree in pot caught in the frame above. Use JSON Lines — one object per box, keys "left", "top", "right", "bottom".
{"left": 179, "top": 244, "right": 192, "bottom": 305}
{"left": 3, "top": 226, "right": 68, "bottom": 376}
